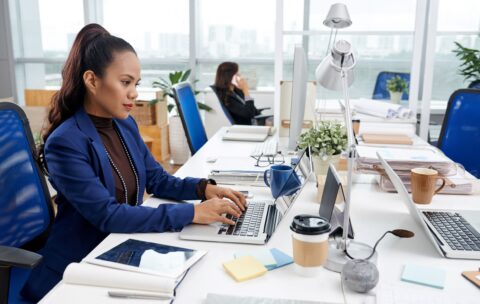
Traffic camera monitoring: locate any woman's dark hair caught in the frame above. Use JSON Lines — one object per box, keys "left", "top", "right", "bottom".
{"left": 37, "top": 23, "right": 136, "bottom": 173}
{"left": 214, "top": 62, "right": 239, "bottom": 105}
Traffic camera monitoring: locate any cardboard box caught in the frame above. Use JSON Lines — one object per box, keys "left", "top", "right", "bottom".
{"left": 139, "top": 124, "right": 170, "bottom": 161}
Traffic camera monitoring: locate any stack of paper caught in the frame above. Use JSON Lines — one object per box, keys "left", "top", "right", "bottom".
{"left": 222, "top": 125, "right": 276, "bottom": 142}
{"left": 378, "top": 172, "right": 473, "bottom": 195}
{"left": 356, "top": 146, "right": 457, "bottom": 176}
{"left": 352, "top": 98, "right": 414, "bottom": 119}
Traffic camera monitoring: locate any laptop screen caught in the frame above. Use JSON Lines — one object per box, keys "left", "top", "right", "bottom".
{"left": 275, "top": 149, "right": 313, "bottom": 215}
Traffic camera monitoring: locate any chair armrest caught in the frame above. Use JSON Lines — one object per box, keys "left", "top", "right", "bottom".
{"left": 253, "top": 114, "right": 273, "bottom": 120}
{"left": 0, "top": 245, "right": 42, "bottom": 269}
{"left": 257, "top": 107, "right": 271, "bottom": 112}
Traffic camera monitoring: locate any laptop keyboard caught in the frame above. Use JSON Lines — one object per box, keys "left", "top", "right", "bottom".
{"left": 424, "top": 211, "right": 480, "bottom": 251}
{"left": 218, "top": 201, "right": 266, "bottom": 237}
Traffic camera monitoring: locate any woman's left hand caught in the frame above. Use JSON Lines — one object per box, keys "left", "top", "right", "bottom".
{"left": 205, "top": 185, "right": 247, "bottom": 212}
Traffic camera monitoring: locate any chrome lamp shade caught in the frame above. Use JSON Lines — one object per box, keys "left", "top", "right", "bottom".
{"left": 315, "top": 40, "right": 355, "bottom": 91}
{"left": 323, "top": 3, "right": 352, "bottom": 29}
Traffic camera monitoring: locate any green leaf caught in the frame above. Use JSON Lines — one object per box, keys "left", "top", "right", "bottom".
{"left": 180, "top": 69, "right": 191, "bottom": 82}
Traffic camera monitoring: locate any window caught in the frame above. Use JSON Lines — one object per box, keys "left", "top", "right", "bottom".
{"left": 196, "top": 0, "right": 275, "bottom": 90}
{"left": 432, "top": 0, "right": 480, "bottom": 100}
{"left": 283, "top": 0, "right": 417, "bottom": 100}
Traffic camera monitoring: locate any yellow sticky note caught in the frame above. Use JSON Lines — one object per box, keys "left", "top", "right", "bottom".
{"left": 223, "top": 256, "right": 268, "bottom": 282}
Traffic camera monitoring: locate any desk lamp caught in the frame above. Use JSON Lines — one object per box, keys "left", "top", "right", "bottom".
{"left": 323, "top": 3, "right": 352, "bottom": 55}
{"left": 315, "top": 40, "right": 374, "bottom": 272}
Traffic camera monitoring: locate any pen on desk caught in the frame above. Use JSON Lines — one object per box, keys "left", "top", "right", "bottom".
{"left": 107, "top": 290, "right": 174, "bottom": 300}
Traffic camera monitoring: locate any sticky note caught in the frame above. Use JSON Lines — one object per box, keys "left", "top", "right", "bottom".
{"left": 223, "top": 256, "right": 268, "bottom": 282}
{"left": 270, "top": 248, "right": 293, "bottom": 269}
{"left": 234, "top": 249, "right": 277, "bottom": 270}
{"left": 401, "top": 264, "right": 446, "bottom": 289}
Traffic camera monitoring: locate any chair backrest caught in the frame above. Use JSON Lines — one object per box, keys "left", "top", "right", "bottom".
{"left": 209, "top": 85, "right": 235, "bottom": 124}
{"left": 437, "top": 89, "right": 480, "bottom": 178}
{"left": 468, "top": 80, "right": 480, "bottom": 89}
{"left": 0, "top": 102, "right": 53, "bottom": 248}
{"left": 372, "top": 71, "right": 410, "bottom": 100}
{"left": 172, "top": 82, "right": 208, "bottom": 155}
{"left": 203, "top": 87, "right": 233, "bottom": 138}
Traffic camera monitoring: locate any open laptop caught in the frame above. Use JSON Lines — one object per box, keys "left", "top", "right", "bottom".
{"left": 180, "top": 150, "right": 313, "bottom": 244}
{"left": 378, "top": 152, "right": 480, "bottom": 259}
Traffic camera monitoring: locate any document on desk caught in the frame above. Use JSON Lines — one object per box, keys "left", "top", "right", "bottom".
{"left": 356, "top": 146, "right": 457, "bottom": 176}
{"left": 222, "top": 125, "right": 275, "bottom": 142}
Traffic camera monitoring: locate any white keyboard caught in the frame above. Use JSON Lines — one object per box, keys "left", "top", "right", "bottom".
{"left": 250, "top": 138, "right": 278, "bottom": 157}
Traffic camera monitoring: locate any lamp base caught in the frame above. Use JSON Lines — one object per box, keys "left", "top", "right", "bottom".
{"left": 324, "top": 239, "right": 377, "bottom": 273}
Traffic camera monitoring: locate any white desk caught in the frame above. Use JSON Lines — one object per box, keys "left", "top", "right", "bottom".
{"left": 41, "top": 129, "right": 480, "bottom": 304}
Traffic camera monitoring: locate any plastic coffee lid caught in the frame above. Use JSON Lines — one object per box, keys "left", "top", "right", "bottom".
{"left": 290, "top": 214, "right": 331, "bottom": 235}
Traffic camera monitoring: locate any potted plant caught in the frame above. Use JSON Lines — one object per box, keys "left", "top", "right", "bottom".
{"left": 453, "top": 42, "right": 480, "bottom": 88}
{"left": 386, "top": 76, "right": 408, "bottom": 104}
{"left": 151, "top": 69, "right": 212, "bottom": 165}
{"left": 298, "top": 121, "right": 347, "bottom": 176}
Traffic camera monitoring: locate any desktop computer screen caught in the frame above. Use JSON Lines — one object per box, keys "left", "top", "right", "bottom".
{"left": 288, "top": 45, "right": 308, "bottom": 150}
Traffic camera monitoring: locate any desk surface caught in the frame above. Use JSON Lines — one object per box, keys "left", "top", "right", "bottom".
{"left": 41, "top": 129, "right": 480, "bottom": 304}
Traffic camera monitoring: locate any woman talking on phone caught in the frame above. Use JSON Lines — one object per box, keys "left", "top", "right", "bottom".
{"left": 212, "top": 61, "right": 261, "bottom": 125}
{"left": 20, "top": 24, "right": 245, "bottom": 301}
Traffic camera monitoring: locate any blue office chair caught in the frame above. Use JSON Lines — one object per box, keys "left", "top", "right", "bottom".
{"left": 210, "top": 85, "right": 272, "bottom": 126}
{"left": 372, "top": 71, "right": 410, "bottom": 100}
{"left": 172, "top": 82, "right": 209, "bottom": 155}
{"left": 0, "top": 102, "right": 54, "bottom": 304}
{"left": 468, "top": 80, "right": 480, "bottom": 89}
{"left": 437, "top": 89, "right": 480, "bottom": 178}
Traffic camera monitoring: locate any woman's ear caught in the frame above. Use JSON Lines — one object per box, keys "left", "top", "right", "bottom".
{"left": 83, "top": 70, "right": 97, "bottom": 95}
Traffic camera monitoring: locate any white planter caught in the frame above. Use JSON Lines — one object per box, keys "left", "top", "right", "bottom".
{"left": 389, "top": 91, "right": 402, "bottom": 104}
{"left": 168, "top": 115, "right": 190, "bottom": 165}
{"left": 312, "top": 154, "right": 341, "bottom": 177}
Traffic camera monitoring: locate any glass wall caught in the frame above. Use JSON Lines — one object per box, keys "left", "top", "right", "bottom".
{"left": 7, "top": 0, "right": 480, "bottom": 106}
{"left": 432, "top": 0, "right": 480, "bottom": 100}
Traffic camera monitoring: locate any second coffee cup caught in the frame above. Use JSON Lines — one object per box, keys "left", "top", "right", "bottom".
{"left": 264, "top": 165, "right": 301, "bottom": 199}
{"left": 290, "top": 215, "right": 331, "bottom": 277}
{"left": 411, "top": 167, "right": 446, "bottom": 204}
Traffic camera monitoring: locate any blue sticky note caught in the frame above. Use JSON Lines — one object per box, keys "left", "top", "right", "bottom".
{"left": 269, "top": 248, "right": 293, "bottom": 270}
{"left": 401, "top": 264, "right": 446, "bottom": 289}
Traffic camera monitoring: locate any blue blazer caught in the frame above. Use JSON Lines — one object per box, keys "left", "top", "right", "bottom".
{"left": 21, "top": 107, "right": 202, "bottom": 302}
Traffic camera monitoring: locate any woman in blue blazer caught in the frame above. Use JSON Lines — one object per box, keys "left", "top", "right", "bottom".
{"left": 21, "top": 24, "right": 245, "bottom": 302}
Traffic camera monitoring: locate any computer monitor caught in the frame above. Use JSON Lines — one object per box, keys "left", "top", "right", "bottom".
{"left": 288, "top": 45, "right": 308, "bottom": 150}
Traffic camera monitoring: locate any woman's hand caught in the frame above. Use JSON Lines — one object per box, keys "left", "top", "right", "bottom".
{"left": 235, "top": 76, "right": 250, "bottom": 96}
{"left": 205, "top": 184, "right": 247, "bottom": 211}
{"left": 193, "top": 198, "right": 241, "bottom": 225}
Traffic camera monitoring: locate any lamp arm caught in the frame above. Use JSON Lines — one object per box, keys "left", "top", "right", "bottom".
{"left": 340, "top": 68, "right": 356, "bottom": 251}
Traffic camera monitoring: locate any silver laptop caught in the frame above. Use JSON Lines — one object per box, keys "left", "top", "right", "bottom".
{"left": 378, "top": 152, "right": 480, "bottom": 259}
{"left": 180, "top": 150, "right": 313, "bottom": 244}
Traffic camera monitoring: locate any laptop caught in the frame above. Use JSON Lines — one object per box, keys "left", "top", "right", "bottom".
{"left": 378, "top": 152, "right": 480, "bottom": 259}
{"left": 180, "top": 150, "right": 313, "bottom": 244}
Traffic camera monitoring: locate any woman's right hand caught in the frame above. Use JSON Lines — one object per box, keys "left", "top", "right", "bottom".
{"left": 192, "top": 198, "right": 242, "bottom": 225}
{"left": 235, "top": 76, "right": 250, "bottom": 95}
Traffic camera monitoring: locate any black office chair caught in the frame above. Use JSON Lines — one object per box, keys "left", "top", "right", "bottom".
{"left": 210, "top": 85, "right": 273, "bottom": 126}
{"left": 437, "top": 89, "right": 480, "bottom": 178}
{"left": 468, "top": 80, "right": 480, "bottom": 89}
{"left": 0, "top": 102, "right": 54, "bottom": 304}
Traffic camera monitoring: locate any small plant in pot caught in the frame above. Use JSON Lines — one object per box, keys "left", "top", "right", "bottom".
{"left": 386, "top": 76, "right": 408, "bottom": 104}
{"left": 298, "top": 121, "right": 347, "bottom": 176}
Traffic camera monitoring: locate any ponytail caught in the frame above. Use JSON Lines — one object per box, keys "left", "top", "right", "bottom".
{"left": 37, "top": 23, "right": 136, "bottom": 173}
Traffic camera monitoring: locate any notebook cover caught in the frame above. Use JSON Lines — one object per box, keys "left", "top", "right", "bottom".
{"left": 223, "top": 256, "right": 267, "bottom": 282}
{"left": 462, "top": 271, "right": 480, "bottom": 289}
{"left": 362, "top": 133, "right": 413, "bottom": 145}
{"left": 401, "top": 264, "right": 446, "bottom": 289}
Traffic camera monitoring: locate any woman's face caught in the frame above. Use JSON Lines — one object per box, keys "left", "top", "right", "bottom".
{"left": 84, "top": 51, "right": 141, "bottom": 119}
